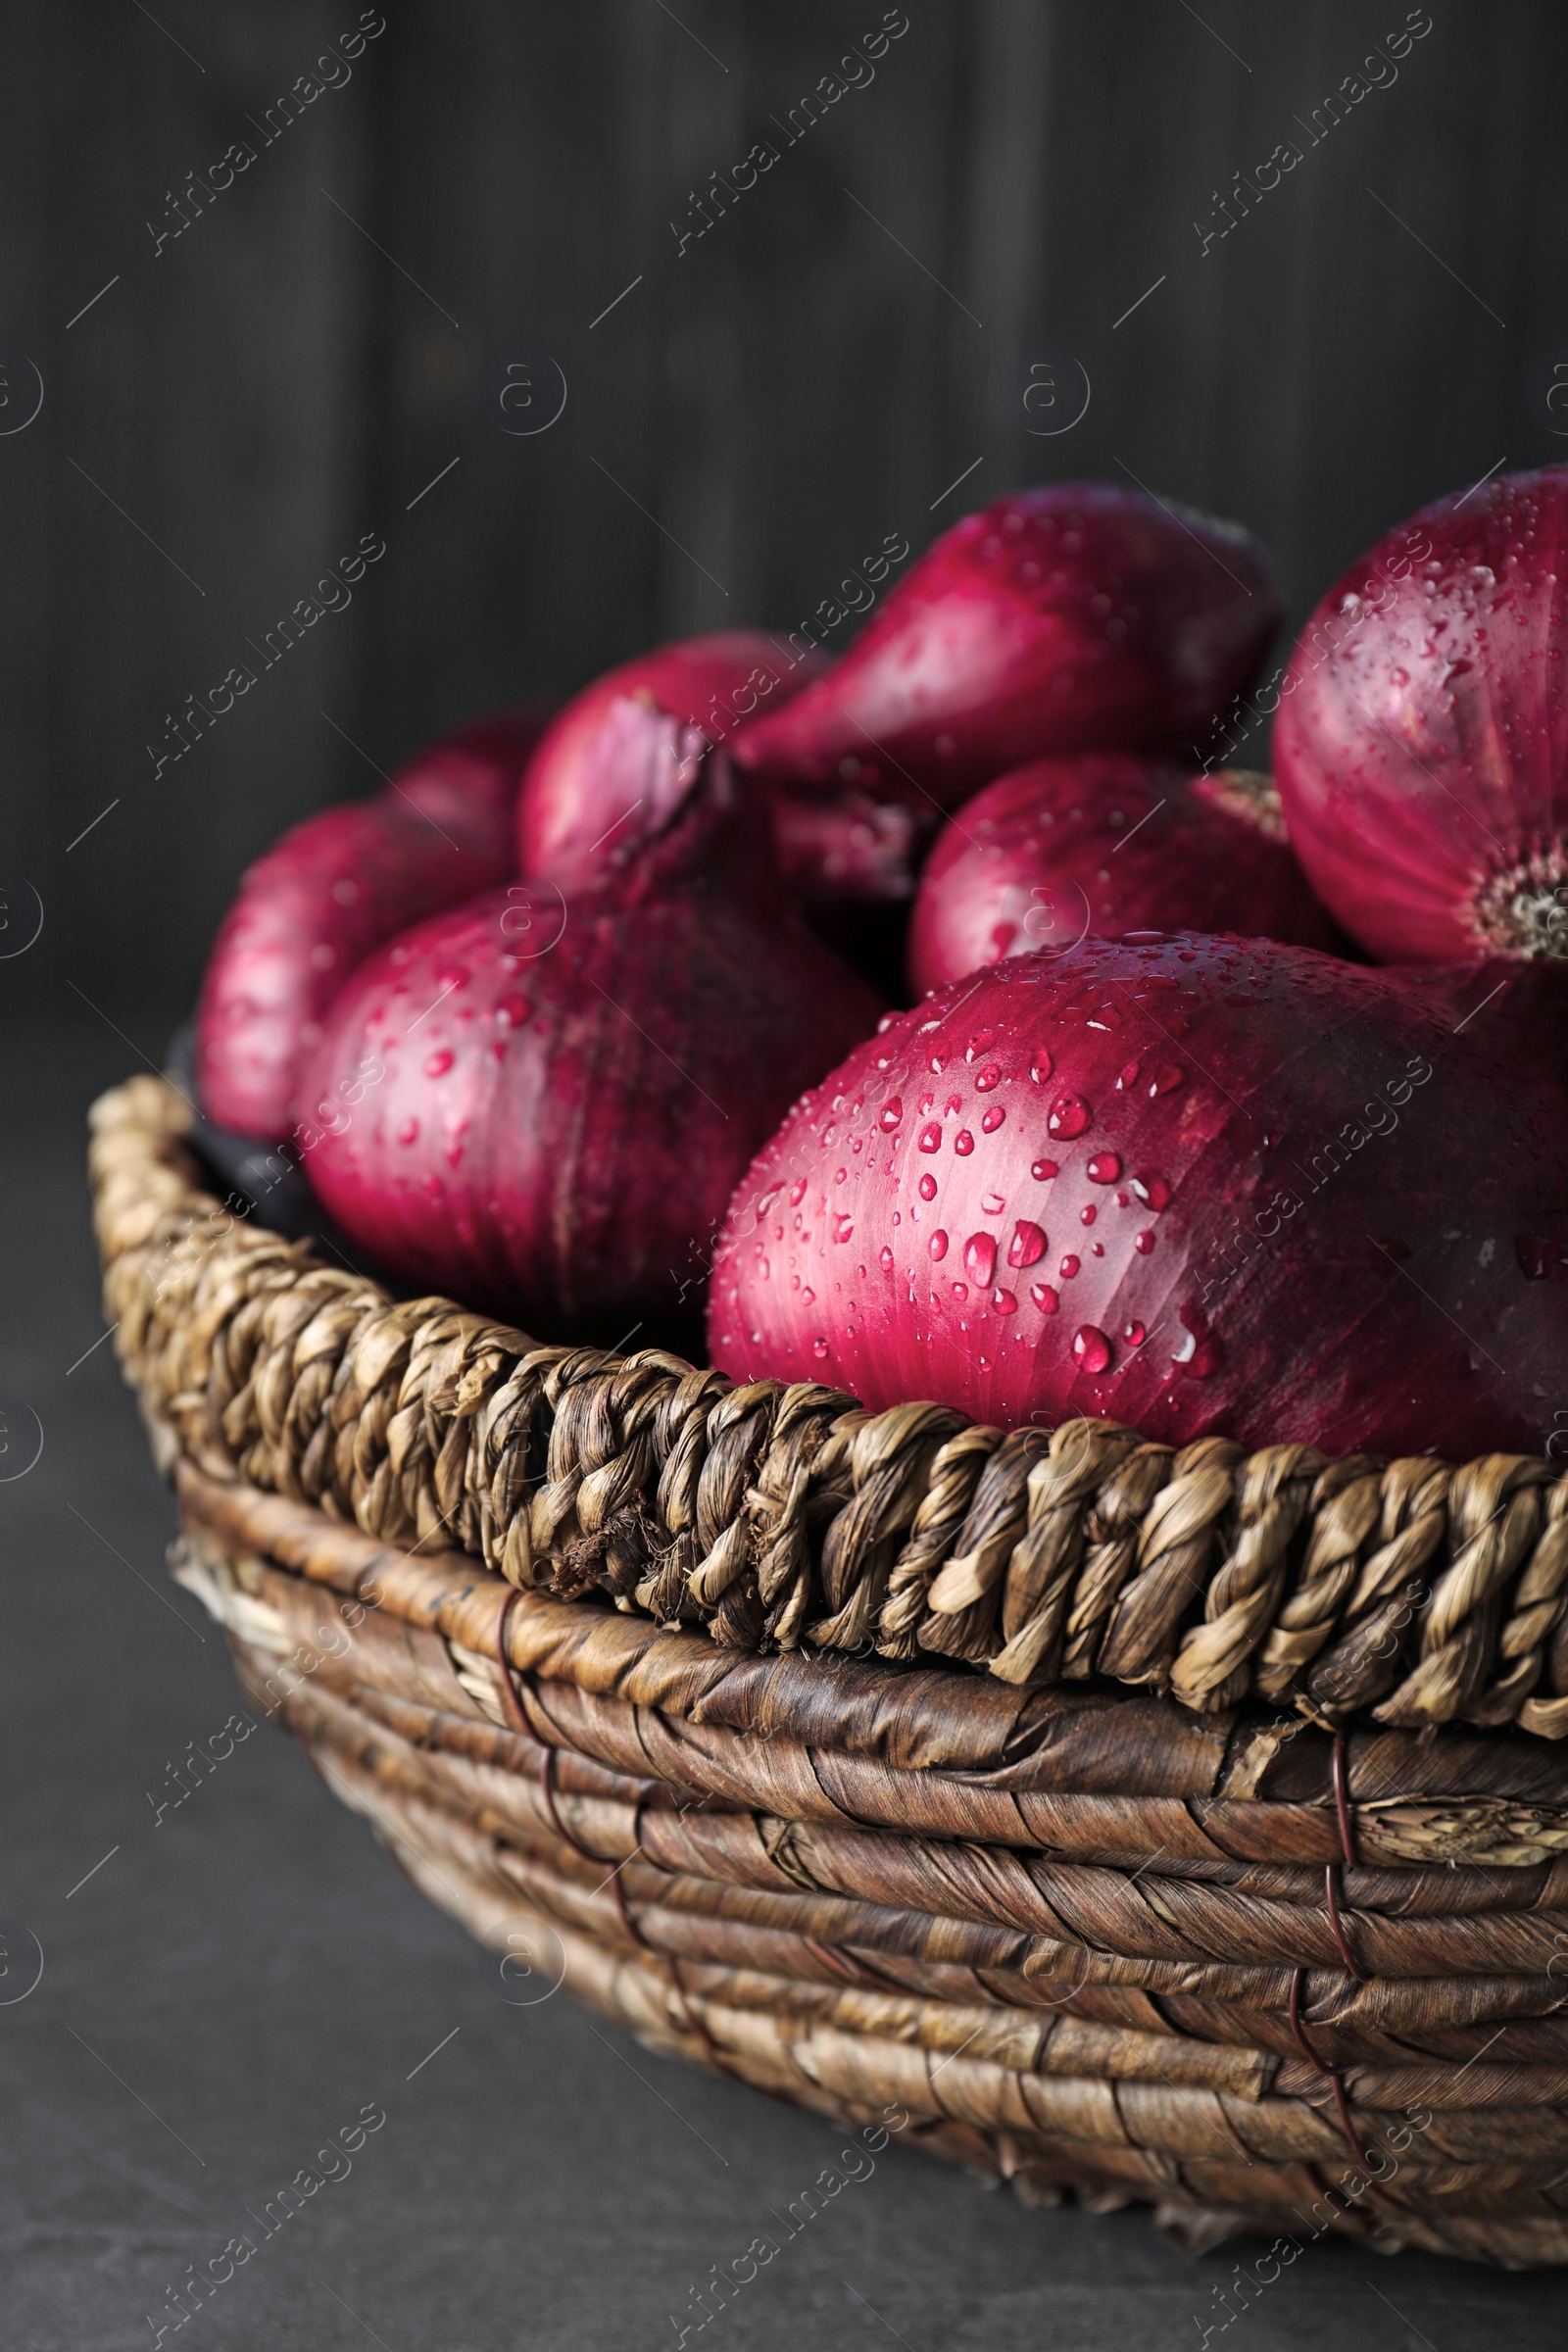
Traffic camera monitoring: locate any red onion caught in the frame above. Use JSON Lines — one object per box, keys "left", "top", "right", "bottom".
{"left": 908, "top": 755, "right": 1340, "bottom": 994}
{"left": 709, "top": 934, "right": 1568, "bottom": 1458}
{"left": 196, "top": 707, "right": 550, "bottom": 1140}
{"left": 731, "top": 485, "right": 1283, "bottom": 809}
{"left": 514, "top": 628, "right": 933, "bottom": 914}
{"left": 298, "top": 704, "right": 882, "bottom": 1340}
{"left": 510, "top": 630, "right": 940, "bottom": 968}
{"left": 1273, "top": 466, "right": 1568, "bottom": 961}
{"left": 517, "top": 631, "right": 808, "bottom": 853}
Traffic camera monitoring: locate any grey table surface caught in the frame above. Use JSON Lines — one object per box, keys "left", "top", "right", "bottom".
{"left": 4, "top": 1017, "right": 1566, "bottom": 2352}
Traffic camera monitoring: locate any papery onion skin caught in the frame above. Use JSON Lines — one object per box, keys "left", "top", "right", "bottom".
{"left": 1273, "top": 467, "right": 1568, "bottom": 962}
{"left": 299, "top": 724, "right": 883, "bottom": 1342}
{"left": 196, "top": 706, "right": 552, "bottom": 1141}
{"left": 908, "top": 755, "right": 1340, "bottom": 994}
{"left": 709, "top": 934, "right": 1568, "bottom": 1458}
{"left": 730, "top": 485, "right": 1283, "bottom": 809}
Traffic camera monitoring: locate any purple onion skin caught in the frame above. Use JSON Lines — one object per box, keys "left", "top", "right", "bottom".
{"left": 298, "top": 741, "right": 883, "bottom": 1343}
{"left": 709, "top": 934, "right": 1568, "bottom": 1458}
{"left": 196, "top": 708, "right": 551, "bottom": 1141}
{"left": 908, "top": 754, "right": 1339, "bottom": 995}
{"left": 1273, "top": 466, "right": 1568, "bottom": 964}
{"left": 732, "top": 485, "right": 1283, "bottom": 810}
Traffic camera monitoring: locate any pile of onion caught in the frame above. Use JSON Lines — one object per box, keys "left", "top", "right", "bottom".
{"left": 192, "top": 463, "right": 1568, "bottom": 1473}
{"left": 716, "top": 467, "right": 1568, "bottom": 1461}
{"left": 297, "top": 699, "right": 882, "bottom": 1341}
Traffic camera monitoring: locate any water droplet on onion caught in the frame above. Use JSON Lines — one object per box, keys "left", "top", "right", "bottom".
{"left": 964, "top": 1233, "right": 998, "bottom": 1287}
{"left": 1007, "top": 1220, "right": 1046, "bottom": 1269}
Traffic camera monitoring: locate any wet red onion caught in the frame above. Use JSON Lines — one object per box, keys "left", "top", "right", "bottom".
{"left": 732, "top": 484, "right": 1282, "bottom": 809}
{"left": 1273, "top": 466, "right": 1568, "bottom": 962}
{"left": 908, "top": 755, "right": 1339, "bottom": 993}
{"left": 196, "top": 707, "right": 551, "bottom": 1140}
{"left": 709, "top": 933, "right": 1568, "bottom": 1457}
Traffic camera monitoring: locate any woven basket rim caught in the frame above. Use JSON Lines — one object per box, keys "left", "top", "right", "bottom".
{"left": 88, "top": 1071, "right": 1568, "bottom": 1742}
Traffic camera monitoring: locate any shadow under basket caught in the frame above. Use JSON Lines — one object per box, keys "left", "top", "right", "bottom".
{"left": 89, "top": 1074, "right": 1568, "bottom": 2269}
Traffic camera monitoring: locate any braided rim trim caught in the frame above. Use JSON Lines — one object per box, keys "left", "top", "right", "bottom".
{"left": 90, "top": 1076, "right": 1568, "bottom": 1734}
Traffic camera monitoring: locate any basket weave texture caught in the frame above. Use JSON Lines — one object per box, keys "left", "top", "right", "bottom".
{"left": 89, "top": 1074, "right": 1568, "bottom": 2266}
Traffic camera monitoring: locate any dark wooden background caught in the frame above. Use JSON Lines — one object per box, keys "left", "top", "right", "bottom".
{"left": 4, "top": 0, "right": 1565, "bottom": 1029}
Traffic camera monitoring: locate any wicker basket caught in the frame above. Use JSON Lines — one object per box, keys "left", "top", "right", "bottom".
{"left": 89, "top": 1074, "right": 1568, "bottom": 2268}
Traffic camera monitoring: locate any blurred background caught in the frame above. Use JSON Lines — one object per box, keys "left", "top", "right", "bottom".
{"left": 5, "top": 0, "right": 1565, "bottom": 1033}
